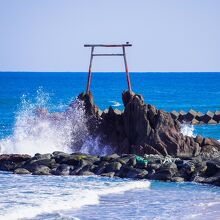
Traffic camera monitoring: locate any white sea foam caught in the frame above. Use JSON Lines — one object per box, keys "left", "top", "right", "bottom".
{"left": 0, "top": 89, "right": 110, "bottom": 156}
{"left": 109, "top": 100, "right": 122, "bottom": 107}
{"left": 0, "top": 174, "right": 150, "bottom": 220}
{"left": 98, "top": 180, "right": 150, "bottom": 196}
{"left": 180, "top": 124, "right": 196, "bottom": 137}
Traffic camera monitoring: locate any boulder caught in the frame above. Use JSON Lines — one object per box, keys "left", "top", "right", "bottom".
{"left": 32, "top": 165, "right": 51, "bottom": 175}
{"left": 105, "top": 162, "right": 122, "bottom": 172}
{"left": 205, "top": 158, "right": 220, "bottom": 177}
{"left": 101, "top": 172, "right": 115, "bottom": 178}
{"left": 115, "top": 156, "right": 131, "bottom": 165}
{"left": 178, "top": 161, "right": 195, "bottom": 178}
{"left": 52, "top": 151, "right": 70, "bottom": 163}
{"left": 147, "top": 163, "right": 161, "bottom": 172}
{"left": 14, "top": 168, "right": 31, "bottom": 175}
{"left": 149, "top": 162, "right": 177, "bottom": 181}
{"left": 94, "top": 161, "right": 109, "bottom": 175}
{"left": 31, "top": 159, "right": 56, "bottom": 168}
{"left": 59, "top": 154, "right": 90, "bottom": 166}
{"left": 33, "top": 153, "right": 52, "bottom": 160}
{"left": 119, "top": 166, "right": 148, "bottom": 179}
{"left": 171, "top": 177, "right": 184, "bottom": 182}
{"left": 80, "top": 171, "right": 95, "bottom": 176}
{"left": 51, "top": 164, "right": 74, "bottom": 175}
{"left": 0, "top": 154, "right": 31, "bottom": 171}
{"left": 101, "top": 153, "right": 120, "bottom": 162}
{"left": 194, "top": 174, "right": 220, "bottom": 186}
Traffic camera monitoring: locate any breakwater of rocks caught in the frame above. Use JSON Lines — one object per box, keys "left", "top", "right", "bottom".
{"left": 171, "top": 109, "right": 220, "bottom": 125}
{"left": 0, "top": 152, "right": 219, "bottom": 187}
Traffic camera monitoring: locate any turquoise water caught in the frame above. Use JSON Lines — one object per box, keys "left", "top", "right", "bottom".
{"left": 0, "top": 72, "right": 220, "bottom": 219}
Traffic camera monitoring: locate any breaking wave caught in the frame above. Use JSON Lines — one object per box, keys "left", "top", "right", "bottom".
{"left": 109, "top": 100, "right": 122, "bottom": 107}
{"left": 180, "top": 124, "right": 196, "bottom": 137}
{"left": 0, "top": 89, "right": 112, "bottom": 156}
{"left": 0, "top": 174, "right": 150, "bottom": 220}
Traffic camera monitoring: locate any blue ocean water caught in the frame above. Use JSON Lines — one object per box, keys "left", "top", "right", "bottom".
{"left": 0, "top": 72, "right": 220, "bottom": 220}
{"left": 0, "top": 72, "right": 219, "bottom": 139}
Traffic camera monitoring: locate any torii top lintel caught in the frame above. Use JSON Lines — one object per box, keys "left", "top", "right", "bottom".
{"left": 84, "top": 43, "right": 132, "bottom": 47}
{"left": 84, "top": 42, "right": 132, "bottom": 94}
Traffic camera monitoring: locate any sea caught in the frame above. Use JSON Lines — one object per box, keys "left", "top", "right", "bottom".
{"left": 0, "top": 72, "right": 220, "bottom": 220}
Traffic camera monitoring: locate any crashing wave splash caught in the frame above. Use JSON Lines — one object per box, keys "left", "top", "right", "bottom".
{"left": 0, "top": 89, "right": 112, "bottom": 156}
{"left": 180, "top": 124, "right": 196, "bottom": 137}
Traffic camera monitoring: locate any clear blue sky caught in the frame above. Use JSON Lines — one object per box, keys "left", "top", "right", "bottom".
{"left": 0, "top": 0, "right": 219, "bottom": 72}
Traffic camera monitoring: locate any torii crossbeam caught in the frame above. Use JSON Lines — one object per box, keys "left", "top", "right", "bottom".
{"left": 84, "top": 43, "right": 132, "bottom": 94}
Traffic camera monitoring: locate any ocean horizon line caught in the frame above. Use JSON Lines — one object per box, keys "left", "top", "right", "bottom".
{"left": 0, "top": 71, "right": 220, "bottom": 73}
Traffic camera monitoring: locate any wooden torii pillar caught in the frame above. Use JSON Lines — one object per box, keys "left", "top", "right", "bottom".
{"left": 84, "top": 43, "right": 132, "bottom": 94}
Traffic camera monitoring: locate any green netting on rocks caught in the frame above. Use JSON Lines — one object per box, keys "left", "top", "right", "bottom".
{"left": 135, "top": 156, "right": 148, "bottom": 165}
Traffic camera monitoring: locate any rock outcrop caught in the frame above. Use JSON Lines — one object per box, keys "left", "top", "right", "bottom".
{"left": 77, "top": 91, "right": 220, "bottom": 159}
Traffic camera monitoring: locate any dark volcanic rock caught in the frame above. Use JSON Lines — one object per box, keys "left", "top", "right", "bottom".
{"left": 149, "top": 162, "right": 177, "bottom": 181}
{"left": 78, "top": 90, "right": 220, "bottom": 160}
{"left": 0, "top": 151, "right": 220, "bottom": 186}
{"left": 32, "top": 165, "right": 51, "bottom": 175}
{"left": 105, "top": 162, "right": 122, "bottom": 173}
{"left": 0, "top": 154, "right": 31, "bottom": 171}
{"left": 126, "top": 167, "right": 148, "bottom": 179}
{"left": 51, "top": 164, "right": 74, "bottom": 175}
{"left": 206, "top": 157, "right": 220, "bottom": 177}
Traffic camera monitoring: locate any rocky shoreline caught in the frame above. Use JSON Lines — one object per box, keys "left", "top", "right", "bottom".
{"left": 0, "top": 152, "right": 219, "bottom": 186}
{"left": 1, "top": 90, "right": 220, "bottom": 187}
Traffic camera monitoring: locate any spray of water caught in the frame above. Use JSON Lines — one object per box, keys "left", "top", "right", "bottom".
{"left": 180, "top": 124, "right": 196, "bottom": 137}
{"left": 0, "top": 89, "right": 112, "bottom": 156}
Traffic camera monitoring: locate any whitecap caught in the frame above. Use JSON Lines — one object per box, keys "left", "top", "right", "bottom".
{"left": 180, "top": 124, "right": 196, "bottom": 137}
{"left": 0, "top": 175, "right": 150, "bottom": 220}
{"left": 109, "top": 100, "right": 122, "bottom": 107}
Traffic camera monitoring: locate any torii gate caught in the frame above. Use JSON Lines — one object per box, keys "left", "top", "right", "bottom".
{"left": 84, "top": 42, "right": 132, "bottom": 94}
